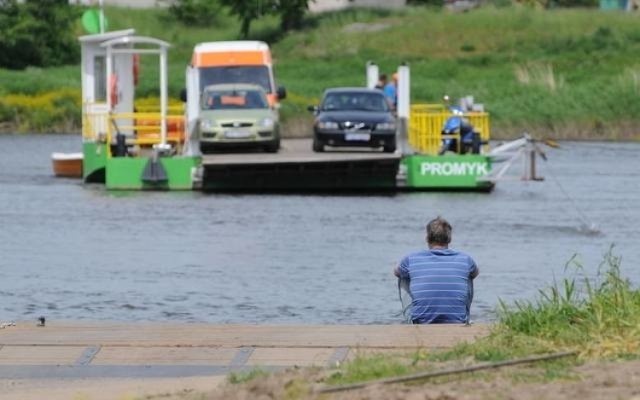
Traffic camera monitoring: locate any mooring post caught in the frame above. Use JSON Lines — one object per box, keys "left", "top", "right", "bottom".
{"left": 366, "top": 61, "right": 379, "bottom": 89}
{"left": 397, "top": 63, "right": 412, "bottom": 155}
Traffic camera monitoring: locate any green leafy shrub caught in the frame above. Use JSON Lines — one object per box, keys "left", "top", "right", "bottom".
{"left": 0, "top": 0, "right": 79, "bottom": 70}
{"left": 166, "top": 0, "right": 223, "bottom": 26}
{"left": 408, "top": 0, "right": 444, "bottom": 6}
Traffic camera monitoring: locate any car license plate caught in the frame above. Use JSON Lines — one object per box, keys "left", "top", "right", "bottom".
{"left": 225, "top": 130, "right": 251, "bottom": 139}
{"left": 345, "top": 133, "right": 370, "bottom": 141}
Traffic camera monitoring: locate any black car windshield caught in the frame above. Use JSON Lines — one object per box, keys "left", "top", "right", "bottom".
{"left": 199, "top": 66, "right": 272, "bottom": 94}
{"left": 201, "top": 88, "right": 268, "bottom": 110}
{"left": 321, "top": 92, "right": 389, "bottom": 112}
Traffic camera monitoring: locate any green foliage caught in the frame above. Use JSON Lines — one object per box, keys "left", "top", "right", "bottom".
{"left": 0, "top": 89, "right": 81, "bottom": 132}
{"left": 0, "top": 0, "right": 79, "bottom": 70}
{"left": 408, "top": 0, "right": 444, "bottom": 6}
{"left": 167, "top": 0, "right": 223, "bottom": 26}
{"left": 227, "top": 368, "right": 269, "bottom": 384}
{"left": 4, "top": 6, "right": 640, "bottom": 137}
{"left": 216, "top": 0, "right": 309, "bottom": 38}
{"left": 327, "top": 353, "right": 411, "bottom": 385}
{"left": 472, "top": 246, "right": 640, "bottom": 360}
{"left": 552, "top": 0, "right": 598, "bottom": 7}
{"left": 278, "top": 0, "right": 309, "bottom": 31}
{"left": 219, "top": 0, "right": 275, "bottom": 38}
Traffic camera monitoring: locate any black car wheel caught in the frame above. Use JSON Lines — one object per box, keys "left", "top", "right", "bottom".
{"left": 200, "top": 144, "right": 212, "bottom": 154}
{"left": 312, "top": 138, "right": 324, "bottom": 152}
{"left": 383, "top": 141, "right": 396, "bottom": 153}
{"left": 264, "top": 139, "right": 280, "bottom": 153}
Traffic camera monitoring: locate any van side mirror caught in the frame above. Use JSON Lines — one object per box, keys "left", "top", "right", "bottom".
{"left": 307, "top": 105, "right": 318, "bottom": 113}
{"left": 179, "top": 88, "right": 187, "bottom": 102}
{"left": 277, "top": 86, "right": 287, "bottom": 100}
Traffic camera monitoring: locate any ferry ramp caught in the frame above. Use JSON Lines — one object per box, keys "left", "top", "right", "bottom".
{"left": 200, "top": 138, "right": 401, "bottom": 192}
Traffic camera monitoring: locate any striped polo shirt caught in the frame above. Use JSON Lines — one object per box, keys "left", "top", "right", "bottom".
{"left": 397, "top": 248, "right": 478, "bottom": 324}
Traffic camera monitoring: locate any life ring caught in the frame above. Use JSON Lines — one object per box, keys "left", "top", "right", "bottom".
{"left": 109, "top": 74, "right": 119, "bottom": 107}
{"left": 133, "top": 54, "right": 140, "bottom": 86}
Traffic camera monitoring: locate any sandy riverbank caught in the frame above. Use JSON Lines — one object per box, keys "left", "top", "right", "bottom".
{"left": 162, "top": 359, "right": 640, "bottom": 400}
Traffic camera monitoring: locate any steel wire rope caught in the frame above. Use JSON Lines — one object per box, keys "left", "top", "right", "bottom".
{"left": 541, "top": 151, "right": 599, "bottom": 234}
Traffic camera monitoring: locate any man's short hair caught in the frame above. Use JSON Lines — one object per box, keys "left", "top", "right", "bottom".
{"left": 426, "top": 217, "right": 452, "bottom": 245}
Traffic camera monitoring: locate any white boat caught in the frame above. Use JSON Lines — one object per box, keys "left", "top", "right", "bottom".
{"left": 51, "top": 152, "right": 83, "bottom": 178}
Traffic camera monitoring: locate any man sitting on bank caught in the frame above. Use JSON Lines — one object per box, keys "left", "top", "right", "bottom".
{"left": 394, "top": 216, "right": 479, "bottom": 324}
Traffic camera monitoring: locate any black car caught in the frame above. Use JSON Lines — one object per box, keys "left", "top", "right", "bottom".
{"left": 308, "top": 87, "right": 397, "bottom": 153}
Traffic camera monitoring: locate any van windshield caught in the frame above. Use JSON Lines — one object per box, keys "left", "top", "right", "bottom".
{"left": 200, "top": 66, "right": 272, "bottom": 94}
{"left": 201, "top": 88, "right": 269, "bottom": 110}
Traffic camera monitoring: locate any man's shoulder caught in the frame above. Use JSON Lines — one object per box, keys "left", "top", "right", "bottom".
{"left": 400, "top": 249, "right": 429, "bottom": 263}
{"left": 450, "top": 249, "right": 477, "bottom": 265}
{"left": 405, "top": 249, "right": 430, "bottom": 258}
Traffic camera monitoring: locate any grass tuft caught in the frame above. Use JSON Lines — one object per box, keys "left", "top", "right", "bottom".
{"left": 484, "top": 246, "right": 640, "bottom": 360}
{"left": 227, "top": 368, "right": 269, "bottom": 384}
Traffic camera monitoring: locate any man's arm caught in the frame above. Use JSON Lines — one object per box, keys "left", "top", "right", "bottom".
{"left": 394, "top": 257, "right": 408, "bottom": 278}
{"left": 470, "top": 263, "right": 479, "bottom": 279}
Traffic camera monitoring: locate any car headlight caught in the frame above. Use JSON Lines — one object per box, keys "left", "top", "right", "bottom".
{"left": 376, "top": 122, "right": 396, "bottom": 131}
{"left": 317, "top": 121, "right": 339, "bottom": 130}
{"left": 200, "top": 119, "right": 217, "bottom": 131}
{"left": 259, "top": 117, "right": 275, "bottom": 128}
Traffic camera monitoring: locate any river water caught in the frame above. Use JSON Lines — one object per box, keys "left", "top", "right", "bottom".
{"left": 1, "top": 134, "right": 639, "bottom": 324}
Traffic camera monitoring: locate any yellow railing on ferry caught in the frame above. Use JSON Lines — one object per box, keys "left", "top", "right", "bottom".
{"left": 83, "top": 110, "right": 185, "bottom": 153}
{"left": 134, "top": 104, "right": 184, "bottom": 114}
{"left": 409, "top": 104, "right": 490, "bottom": 155}
{"left": 104, "top": 112, "right": 186, "bottom": 155}
{"left": 82, "top": 102, "right": 110, "bottom": 141}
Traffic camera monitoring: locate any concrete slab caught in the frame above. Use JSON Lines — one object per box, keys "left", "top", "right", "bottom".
{"left": 0, "top": 322, "right": 490, "bottom": 348}
{"left": 92, "top": 346, "right": 237, "bottom": 365}
{"left": 0, "top": 376, "right": 226, "bottom": 400}
{"left": 0, "top": 346, "right": 86, "bottom": 365}
{"left": 0, "top": 322, "right": 490, "bottom": 379}
{"left": 247, "top": 347, "right": 335, "bottom": 367}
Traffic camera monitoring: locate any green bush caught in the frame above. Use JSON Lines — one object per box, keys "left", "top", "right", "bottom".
{"left": 0, "top": 0, "right": 79, "bottom": 70}
{"left": 166, "top": 0, "right": 223, "bottom": 26}
{"left": 0, "top": 89, "right": 81, "bottom": 132}
{"left": 552, "top": 0, "right": 598, "bottom": 7}
{"left": 408, "top": 0, "right": 444, "bottom": 6}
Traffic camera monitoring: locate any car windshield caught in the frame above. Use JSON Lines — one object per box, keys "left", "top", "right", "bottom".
{"left": 321, "top": 92, "right": 389, "bottom": 112}
{"left": 199, "top": 66, "right": 272, "bottom": 94}
{"left": 201, "top": 88, "right": 268, "bottom": 110}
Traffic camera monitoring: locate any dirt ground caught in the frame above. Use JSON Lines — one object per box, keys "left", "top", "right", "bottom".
{"left": 2, "top": 359, "right": 640, "bottom": 400}
{"left": 202, "top": 359, "right": 640, "bottom": 400}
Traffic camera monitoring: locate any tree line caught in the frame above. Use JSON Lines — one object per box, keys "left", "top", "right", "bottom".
{"left": 0, "top": 0, "right": 310, "bottom": 70}
{"left": 0, "top": 0, "right": 601, "bottom": 70}
{"left": 0, "top": 0, "right": 79, "bottom": 70}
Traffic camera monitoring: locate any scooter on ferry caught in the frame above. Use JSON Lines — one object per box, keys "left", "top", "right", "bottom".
{"left": 438, "top": 96, "right": 483, "bottom": 155}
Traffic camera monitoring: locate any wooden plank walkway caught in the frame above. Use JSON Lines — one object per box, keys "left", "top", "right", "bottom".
{"left": 0, "top": 322, "right": 489, "bottom": 379}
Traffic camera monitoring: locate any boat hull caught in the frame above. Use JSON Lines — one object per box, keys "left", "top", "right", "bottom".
{"left": 52, "top": 153, "right": 83, "bottom": 178}
{"left": 401, "top": 154, "right": 494, "bottom": 191}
